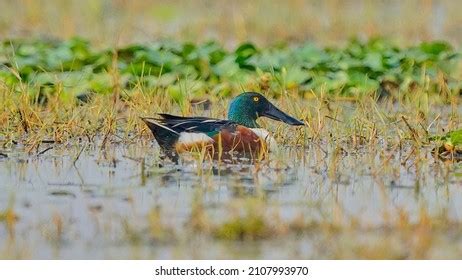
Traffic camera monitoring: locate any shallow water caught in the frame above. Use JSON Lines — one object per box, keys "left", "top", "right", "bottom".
{"left": 1, "top": 126, "right": 462, "bottom": 259}
{"left": 1, "top": 100, "right": 462, "bottom": 259}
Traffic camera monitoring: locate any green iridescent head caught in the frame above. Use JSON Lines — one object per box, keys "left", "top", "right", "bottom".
{"left": 227, "top": 92, "right": 304, "bottom": 128}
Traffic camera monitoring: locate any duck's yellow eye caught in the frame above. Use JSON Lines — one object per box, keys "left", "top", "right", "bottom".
{"left": 253, "top": 96, "right": 259, "bottom": 102}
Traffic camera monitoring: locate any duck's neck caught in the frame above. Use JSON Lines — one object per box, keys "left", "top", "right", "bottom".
{"left": 230, "top": 115, "right": 259, "bottom": 128}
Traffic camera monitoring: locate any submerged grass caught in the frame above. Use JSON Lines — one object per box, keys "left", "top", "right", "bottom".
{"left": 213, "top": 197, "right": 269, "bottom": 240}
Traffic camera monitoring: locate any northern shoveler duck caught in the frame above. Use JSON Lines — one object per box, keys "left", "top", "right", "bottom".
{"left": 143, "top": 92, "right": 304, "bottom": 161}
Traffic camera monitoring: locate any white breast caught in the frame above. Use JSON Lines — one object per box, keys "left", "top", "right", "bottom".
{"left": 250, "top": 128, "right": 278, "bottom": 151}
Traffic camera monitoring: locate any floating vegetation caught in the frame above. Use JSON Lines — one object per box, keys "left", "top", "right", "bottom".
{"left": 0, "top": 38, "right": 460, "bottom": 100}
{"left": 430, "top": 129, "right": 462, "bottom": 160}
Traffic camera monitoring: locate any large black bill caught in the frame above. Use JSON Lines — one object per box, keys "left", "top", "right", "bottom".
{"left": 262, "top": 103, "right": 304, "bottom": 126}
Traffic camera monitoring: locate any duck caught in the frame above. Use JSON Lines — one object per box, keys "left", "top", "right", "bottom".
{"left": 142, "top": 92, "right": 304, "bottom": 161}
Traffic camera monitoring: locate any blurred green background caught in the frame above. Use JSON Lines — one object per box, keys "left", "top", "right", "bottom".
{"left": 1, "top": 0, "right": 461, "bottom": 47}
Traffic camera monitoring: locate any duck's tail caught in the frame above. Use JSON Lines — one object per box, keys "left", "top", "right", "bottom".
{"left": 142, "top": 117, "right": 180, "bottom": 153}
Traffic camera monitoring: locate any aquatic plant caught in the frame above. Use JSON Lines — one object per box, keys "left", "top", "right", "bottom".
{"left": 0, "top": 38, "right": 460, "bottom": 101}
